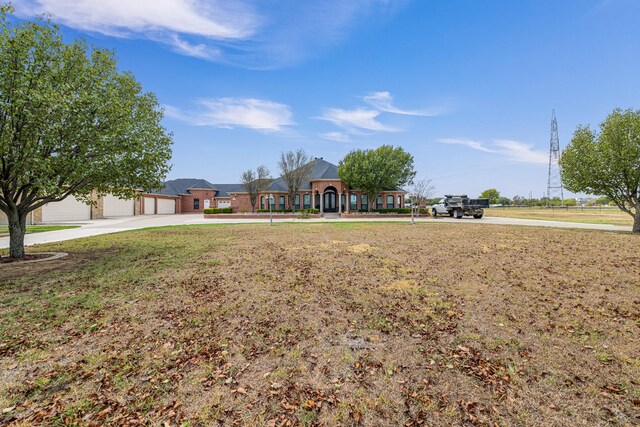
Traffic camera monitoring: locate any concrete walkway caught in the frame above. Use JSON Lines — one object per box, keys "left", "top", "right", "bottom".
{"left": 0, "top": 213, "right": 632, "bottom": 250}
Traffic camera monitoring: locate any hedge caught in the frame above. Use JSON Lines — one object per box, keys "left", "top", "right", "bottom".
{"left": 256, "top": 208, "right": 319, "bottom": 214}
{"left": 203, "top": 207, "right": 232, "bottom": 214}
{"left": 356, "top": 208, "right": 412, "bottom": 214}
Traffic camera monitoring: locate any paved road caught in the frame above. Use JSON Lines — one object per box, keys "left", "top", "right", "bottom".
{"left": 0, "top": 214, "right": 631, "bottom": 249}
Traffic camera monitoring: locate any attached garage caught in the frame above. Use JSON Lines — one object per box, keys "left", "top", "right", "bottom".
{"left": 143, "top": 197, "right": 156, "bottom": 215}
{"left": 42, "top": 196, "right": 91, "bottom": 222}
{"left": 103, "top": 194, "right": 134, "bottom": 217}
{"left": 157, "top": 198, "right": 176, "bottom": 214}
{"left": 217, "top": 200, "right": 231, "bottom": 208}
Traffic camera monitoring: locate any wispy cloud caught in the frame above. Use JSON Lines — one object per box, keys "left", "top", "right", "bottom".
{"left": 321, "top": 132, "right": 352, "bottom": 143}
{"left": 437, "top": 138, "right": 494, "bottom": 153}
{"left": 319, "top": 90, "right": 438, "bottom": 142}
{"left": 363, "top": 91, "right": 442, "bottom": 116}
{"left": 319, "top": 108, "right": 398, "bottom": 133}
{"left": 165, "top": 98, "right": 294, "bottom": 132}
{"left": 438, "top": 138, "right": 548, "bottom": 164}
{"left": 493, "top": 139, "right": 548, "bottom": 164}
{"left": 15, "top": 0, "right": 406, "bottom": 68}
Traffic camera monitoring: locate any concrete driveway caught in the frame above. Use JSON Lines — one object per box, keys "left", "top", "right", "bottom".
{"left": 0, "top": 213, "right": 632, "bottom": 250}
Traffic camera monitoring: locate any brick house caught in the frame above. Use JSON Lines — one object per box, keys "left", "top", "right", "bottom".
{"left": 153, "top": 159, "right": 406, "bottom": 214}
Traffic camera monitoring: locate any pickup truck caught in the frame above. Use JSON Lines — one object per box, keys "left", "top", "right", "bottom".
{"left": 431, "top": 195, "right": 489, "bottom": 219}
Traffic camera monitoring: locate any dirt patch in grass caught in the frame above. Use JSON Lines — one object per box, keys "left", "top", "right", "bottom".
{"left": 0, "top": 223, "right": 638, "bottom": 426}
{"left": 0, "top": 250, "right": 113, "bottom": 280}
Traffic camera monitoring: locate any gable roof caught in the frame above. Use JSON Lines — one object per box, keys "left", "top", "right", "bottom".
{"left": 268, "top": 158, "right": 339, "bottom": 191}
{"left": 152, "top": 179, "right": 243, "bottom": 197}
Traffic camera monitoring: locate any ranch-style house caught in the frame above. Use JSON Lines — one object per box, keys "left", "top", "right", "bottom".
{"left": 148, "top": 159, "right": 406, "bottom": 214}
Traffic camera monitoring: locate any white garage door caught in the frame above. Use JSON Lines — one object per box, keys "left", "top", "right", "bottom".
{"left": 103, "top": 194, "right": 134, "bottom": 217}
{"left": 144, "top": 197, "right": 156, "bottom": 215}
{"left": 42, "top": 196, "right": 91, "bottom": 222}
{"left": 157, "top": 198, "right": 176, "bottom": 214}
{"left": 217, "top": 200, "right": 231, "bottom": 208}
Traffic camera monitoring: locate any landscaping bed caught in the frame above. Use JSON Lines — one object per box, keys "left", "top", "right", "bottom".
{"left": 204, "top": 213, "right": 322, "bottom": 219}
{"left": 0, "top": 223, "right": 638, "bottom": 426}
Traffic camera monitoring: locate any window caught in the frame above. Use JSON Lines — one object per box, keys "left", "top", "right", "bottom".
{"left": 269, "top": 196, "right": 275, "bottom": 209}
{"left": 360, "top": 194, "right": 368, "bottom": 211}
{"left": 341, "top": 194, "right": 346, "bottom": 211}
{"left": 350, "top": 193, "right": 358, "bottom": 211}
{"left": 377, "top": 195, "right": 383, "bottom": 209}
{"left": 194, "top": 198, "right": 200, "bottom": 210}
{"left": 303, "top": 194, "right": 311, "bottom": 209}
{"left": 279, "top": 195, "right": 285, "bottom": 210}
{"left": 398, "top": 195, "right": 402, "bottom": 207}
{"left": 260, "top": 196, "right": 264, "bottom": 210}
{"left": 294, "top": 194, "right": 301, "bottom": 210}
{"left": 386, "top": 195, "right": 394, "bottom": 208}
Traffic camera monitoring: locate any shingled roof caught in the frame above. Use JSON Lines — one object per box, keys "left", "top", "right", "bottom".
{"left": 267, "top": 158, "right": 338, "bottom": 191}
{"left": 151, "top": 179, "right": 243, "bottom": 198}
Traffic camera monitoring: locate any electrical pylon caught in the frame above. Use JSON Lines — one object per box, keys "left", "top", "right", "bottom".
{"left": 546, "top": 110, "right": 564, "bottom": 206}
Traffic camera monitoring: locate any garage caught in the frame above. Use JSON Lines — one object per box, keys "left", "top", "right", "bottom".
{"left": 42, "top": 196, "right": 91, "bottom": 222}
{"left": 103, "top": 194, "right": 134, "bottom": 217}
{"left": 217, "top": 200, "right": 231, "bottom": 208}
{"left": 143, "top": 197, "right": 156, "bottom": 215}
{"left": 157, "top": 198, "right": 176, "bottom": 214}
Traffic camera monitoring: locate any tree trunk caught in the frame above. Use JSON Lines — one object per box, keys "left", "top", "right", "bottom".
{"left": 633, "top": 209, "right": 640, "bottom": 233}
{"left": 8, "top": 210, "right": 27, "bottom": 259}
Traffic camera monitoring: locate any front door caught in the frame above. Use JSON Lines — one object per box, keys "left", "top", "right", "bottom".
{"left": 323, "top": 191, "right": 336, "bottom": 212}
{"left": 204, "top": 199, "right": 211, "bottom": 209}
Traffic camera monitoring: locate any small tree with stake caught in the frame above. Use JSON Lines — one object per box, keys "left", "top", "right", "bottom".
{"left": 409, "top": 178, "right": 436, "bottom": 217}
{"left": 277, "top": 149, "right": 314, "bottom": 213}
{"left": 240, "top": 165, "right": 270, "bottom": 212}
{"left": 560, "top": 108, "right": 640, "bottom": 233}
{"left": 0, "top": 6, "right": 173, "bottom": 258}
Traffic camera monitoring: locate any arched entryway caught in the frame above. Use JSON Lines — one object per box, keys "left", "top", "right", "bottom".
{"left": 322, "top": 186, "right": 337, "bottom": 213}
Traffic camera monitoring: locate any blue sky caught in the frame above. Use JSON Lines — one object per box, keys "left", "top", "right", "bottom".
{"left": 14, "top": 0, "right": 640, "bottom": 198}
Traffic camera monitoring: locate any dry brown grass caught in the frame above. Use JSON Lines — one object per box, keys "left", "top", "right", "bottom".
{"left": 484, "top": 206, "right": 633, "bottom": 226}
{"left": 0, "top": 223, "right": 639, "bottom": 426}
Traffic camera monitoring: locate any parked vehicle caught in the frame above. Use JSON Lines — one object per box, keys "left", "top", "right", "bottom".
{"left": 431, "top": 195, "right": 489, "bottom": 219}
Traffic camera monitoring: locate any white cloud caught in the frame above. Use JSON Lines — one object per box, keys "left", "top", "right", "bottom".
{"left": 318, "top": 90, "right": 439, "bottom": 142}
{"left": 493, "top": 139, "right": 548, "bottom": 164}
{"left": 438, "top": 138, "right": 548, "bottom": 164}
{"left": 363, "top": 91, "right": 441, "bottom": 116}
{"left": 321, "top": 132, "right": 352, "bottom": 143}
{"left": 319, "top": 108, "right": 398, "bottom": 133}
{"left": 15, "top": 0, "right": 406, "bottom": 67}
{"left": 16, "top": 0, "right": 257, "bottom": 39}
{"left": 437, "top": 138, "right": 494, "bottom": 153}
{"left": 165, "top": 98, "right": 294, "bottom": 132}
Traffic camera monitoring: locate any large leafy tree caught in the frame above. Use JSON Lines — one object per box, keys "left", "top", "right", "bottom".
{"left": 0, "top": 6, "right": 173, "bottom": 258}
{"left": 277, "top": 149, "right": 314, "bottom": 212}
{"left": 240, "top": 165, "right": 270, "bottom": 212}
{"left": 560, "top": 108, "right": 640, "bottom": 233}
{"left": 338, "top": 145, "right": 415, "bottom": 212}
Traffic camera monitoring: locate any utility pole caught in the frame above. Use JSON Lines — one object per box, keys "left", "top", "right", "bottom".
{"left": 547, "top": 110, "right": 565, "bottom": 207}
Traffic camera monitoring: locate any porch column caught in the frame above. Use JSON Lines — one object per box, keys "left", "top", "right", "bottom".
{"left": 312, "top": 192, "right": 315, "bottom": 210}
{"left": 319, "top": 192, "right": 324, "bottom": 213}
{"left": 338, "top": 192, "right": 342, "bottom": 213}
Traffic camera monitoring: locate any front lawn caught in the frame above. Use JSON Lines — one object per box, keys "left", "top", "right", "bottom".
{"left": 0, "top": 225, "right": 80, "bottom": 237}
{"left": 0, "top": 223, "right": 638, "bottom": 426}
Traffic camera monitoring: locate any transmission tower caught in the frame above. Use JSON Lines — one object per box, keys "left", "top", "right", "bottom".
{"left": 547, "top": 110, "right": 564, "bottom": 206}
